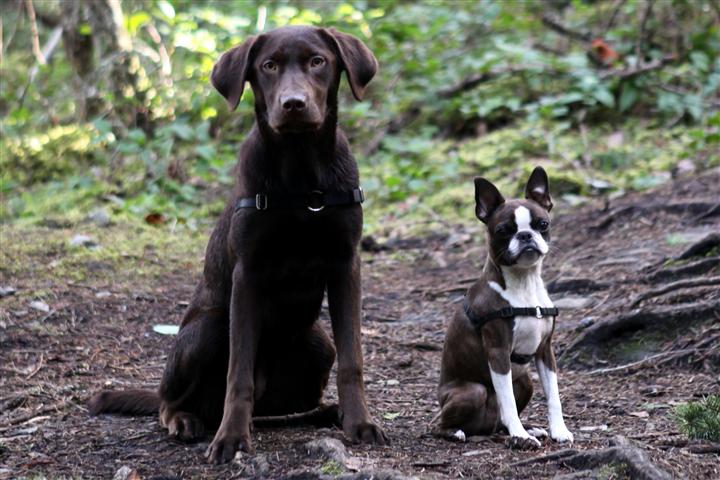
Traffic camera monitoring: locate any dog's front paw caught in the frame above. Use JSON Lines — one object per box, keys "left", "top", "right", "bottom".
{"left": 550, "top": 424, "right": 574, "bottom": 444}
{"left": 345, "top": 419, "right": 388, "bottom": 445}
{"left": 507, "top": 434, "right": 541, "bottom": 450}
{"left": 206, "top": 430, "right": 253, "bottom": 464}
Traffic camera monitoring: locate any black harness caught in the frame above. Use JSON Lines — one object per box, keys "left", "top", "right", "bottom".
{"left": 235, "top": 188, "right": 364, "bottom": 212}
{"left": 463, "top": 301, "right": 559, "bottom": 365}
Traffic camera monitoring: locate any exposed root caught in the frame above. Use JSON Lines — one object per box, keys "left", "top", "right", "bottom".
{"left": 630, "top": 276, "right": 720, "bottom": 308}
{"left": 675, "top": 233, "right": 720, "bottom": 260}
{"left": 560, "top": 436, "right": 672, "bottom": 480}
{"left": 547, "top": 277, "right": 609, "bottom": 294}
{"left": 562, "top": 300, "right": 720, "bottom": 357}
{"left": 649, "top": 256, "right": 720, "bottom": 282}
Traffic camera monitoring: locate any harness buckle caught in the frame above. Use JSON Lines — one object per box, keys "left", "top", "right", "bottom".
{"left": 307, "top": 190, "right": 325, "bottom": 212}
{"left": 255, "top": 194, "right": 268, "bottom": 210}
{"left": 536, "top": 306, "right": 543, "bottom": 318}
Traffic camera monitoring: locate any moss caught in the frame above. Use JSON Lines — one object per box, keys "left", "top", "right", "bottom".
{"left": 319, "top": 460, "right": 345, "bottom": 475}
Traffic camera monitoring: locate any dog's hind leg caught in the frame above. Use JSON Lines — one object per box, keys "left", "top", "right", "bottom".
{"left": 159, "top": 308, "right": 229, "bottom": 441}
{"left": 253, "top": 322, "right": 337, "bottom": 420}
{"left": 433, "top": 381, "right": 497, "bottom": 439}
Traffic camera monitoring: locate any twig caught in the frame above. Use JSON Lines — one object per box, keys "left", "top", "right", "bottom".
{"left": 599, "top": 55, "right": 677, "bottom": 80}
{"left": 603, "top": 0, "right": 628, "bottom": 33}
{"left": 541, "top": 13, "right": 592, "bottom": 42}
{"left": 25, "top": 353, "right": 44, "bottom": 379}
{"left": 588, "top": 348, "right": 706, "bottom": 375}
{"left": 18, "top": 25, "right": 62, "bottom": 108}
{"left": 24, "top": 0, "right": 45, "bottom": 65}
{"left": 508, "top": 448, "right": 578, "bottom": 467}
{"left": 630, "top": 276, "right": 720, "bottom": 308}
{"left": 634, "top": 0, "right": 654, "bottom": 63}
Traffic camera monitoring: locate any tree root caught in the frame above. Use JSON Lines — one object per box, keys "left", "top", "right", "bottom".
{"left": 630, "top": 275, "right": 720, "bottom": 308}
{"left": 560, "top": 436, "right": 671, "bottom": 480}
{"left": 648, "top": 256, "right": 720, "bottom": 283}
{"left": 676, "top": 233, "right": 720, "bottom": 260}
{"left": 562, "top": 300, "right": 720, "bottom": 357}
{"left": 547, "top": 277, "right": 609, "bottom": 294}
{"left": 509, "top": 437, "right": 671, "bottom": 480}
{"left": 590, "top": 201, "right": 719, "bottom": 232}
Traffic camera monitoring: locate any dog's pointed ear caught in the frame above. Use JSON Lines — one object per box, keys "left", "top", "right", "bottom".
{"left": 211, "top": 35, "right": 260, "bottom": 111}
{"left": 525, "top": 166, "right": 553, "bottom": 212}
{"left": 322, "top": 28, "right": 378, "bottom": 101}
{"left": 474, "top": 177, "right": 505, "bottom": 223}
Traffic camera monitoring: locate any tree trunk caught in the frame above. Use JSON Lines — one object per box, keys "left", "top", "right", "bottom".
{"left": 61, "top": 0, "right": 145, "bottom": 126}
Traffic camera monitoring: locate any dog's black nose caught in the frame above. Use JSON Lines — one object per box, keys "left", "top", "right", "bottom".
{"left": 281, "top": 95, "right": 307, "bottom": 111}
{"left": 516, "top": 231, "right": 533, "bottom": 242}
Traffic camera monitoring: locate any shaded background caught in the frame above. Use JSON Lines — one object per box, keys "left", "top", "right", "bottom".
{"left": 1, "top": 0, "right": 718, "bottom": 232}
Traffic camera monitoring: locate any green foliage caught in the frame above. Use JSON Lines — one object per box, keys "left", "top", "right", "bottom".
{"left": 674, "top": 395, "right": 720, "bottom": 442}
{"left": 1, "top": 1, "right": 719, "bottom": 231}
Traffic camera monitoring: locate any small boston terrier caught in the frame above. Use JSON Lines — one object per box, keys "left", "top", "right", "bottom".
{"left": 433, "top": 167, "right": 573, "bottom": 449}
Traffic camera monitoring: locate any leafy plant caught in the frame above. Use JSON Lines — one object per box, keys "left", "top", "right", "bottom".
{"left": 674, "top": 395, "right": 720, "bottom": 442}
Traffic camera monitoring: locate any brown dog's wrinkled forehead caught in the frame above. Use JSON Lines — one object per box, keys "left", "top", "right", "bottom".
{"left": 255, "top": 26, "right": 335, "bottom": 58}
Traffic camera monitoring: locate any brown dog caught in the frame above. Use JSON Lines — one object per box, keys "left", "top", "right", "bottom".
{"left": 433, "top": 168, "right": 573, "bottom": 449}
{"left": 89, "top": 25, "right": 387, "bottom": 464}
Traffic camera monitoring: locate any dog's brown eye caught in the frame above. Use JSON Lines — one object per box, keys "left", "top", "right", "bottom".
{"left": 538, "top": 220, "right": 550, "bottom": 231}
{"left": 310, "top": 56, "right": 326, "bottom": 68}
{"left": 263, "top": 60, "right": 278, "bottom": 72}
{"left": 496, "top": 225, "right": 512, "bottom": 237}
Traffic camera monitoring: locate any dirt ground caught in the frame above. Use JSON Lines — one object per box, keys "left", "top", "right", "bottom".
{"left": 1, "top": 169, "right": 719, "bottom": 479}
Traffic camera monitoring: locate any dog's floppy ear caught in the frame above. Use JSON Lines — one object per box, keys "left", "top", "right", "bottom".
{"left": 474, "top": 177, "right": 505, "bottom": 223}
{"left": 525, "top": 166, "right": 553, "bottom": 212}
{"left": 322, "top": 28, "right": 378, "bottom": 101}
{"left": 211, "top": 35, "right": 260, "bottom": 111}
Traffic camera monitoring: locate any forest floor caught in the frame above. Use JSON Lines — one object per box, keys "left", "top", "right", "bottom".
{"left": 1, "top": 169, "right": 719, "bottom": 479}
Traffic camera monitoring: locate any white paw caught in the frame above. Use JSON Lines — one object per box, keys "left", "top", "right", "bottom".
{"left": 527, "top": 427, "right": 549, "bottom": 439}
{"left": 550, "top": 425, "right": 574, "bottom": 443}
{"left": 452, "top": 429, "right": 466, "bottom": 442}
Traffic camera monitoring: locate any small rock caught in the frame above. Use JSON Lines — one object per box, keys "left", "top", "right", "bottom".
{"left": 70, "top": 234, "right": 97, "bottom": 248}
{"left": 0, "top": 286, "right": 16, "bottom": 298}
{"left": 29, "top": 301, "right": 50, "bottom": 313}
{"left": 554, "top": 296, "right": 595, "bottom": 309}
{"left": 95, "top": 290, "right": 112, "bottom": 299}
{"left": 305, "top": 437, "right": 352, "bottom": 466}
{"left": 385, "top": 379, "right": 400, "bottom": 386}
{"left": 579, "top": 317, "right": 595, "bottom": 329}
{"left": 112, "top": 466, "right": 140, "bottom": 480}
{"left": 235, "top": 452, "right": 270, "bottom": 477}
{"left": 87, "top": 208, "right": 111, "bottom": 227}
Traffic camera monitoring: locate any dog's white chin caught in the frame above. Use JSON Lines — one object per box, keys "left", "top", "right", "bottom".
{"left": 514, "top": 249, "right": 543, "bottom": 267}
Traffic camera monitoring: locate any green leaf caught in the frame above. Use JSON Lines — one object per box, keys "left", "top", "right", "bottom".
{"left": 593, "top": 88, "right": 615, "bottom": 108}
{"left": 619, "top": 83, "right": 638, "bottom": 112}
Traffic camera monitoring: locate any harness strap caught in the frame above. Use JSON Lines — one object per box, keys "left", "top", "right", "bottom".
{"left": 235, "top": 188, "right": 364, "bottom": 212}
{"left": 463, "top": 301, "right": 559, "bottom": 365}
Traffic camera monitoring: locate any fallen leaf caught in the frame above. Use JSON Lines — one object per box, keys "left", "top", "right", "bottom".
{"left": 153, "top": 324, "right": 179, "bottom": 335}
{"left": 382, "top": 412, "right": 401, "bottom": 420}
{"left": 29, "top": 301, "right": 50, "bottom": 313}
{"left": 145, "top": 212, "right": 166, "bottom": 225}
{"left": 629, "top": 411, "right": 649, "bottom": 418}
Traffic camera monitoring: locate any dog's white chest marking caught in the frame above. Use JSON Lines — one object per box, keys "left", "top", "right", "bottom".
{"left": 489, "top": 266, "right": 553, "bottom": 356}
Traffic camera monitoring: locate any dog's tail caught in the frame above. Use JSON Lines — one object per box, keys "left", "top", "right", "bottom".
{"left": 88, "top": 389, "right": 160, "bottom": 416}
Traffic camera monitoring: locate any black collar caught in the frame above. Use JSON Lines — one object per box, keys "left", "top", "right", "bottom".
{"left": 235, "top": 188, "right": 364, "bottom": 212}
{"left": 463, "top": 301, "right": 559, "bottom": 365}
